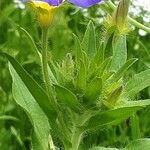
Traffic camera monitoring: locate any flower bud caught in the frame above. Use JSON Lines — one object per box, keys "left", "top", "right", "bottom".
{"left": 107, "top": 86, "right": 123, "bottom": 104}
{"left": 103, "top": 86, "right": 123, "bottom": 108}
{"left": 60, "top": 53, "right": 74, "bottom": 82}
{"left": 113, "top": 0, "right": 129, "bottom": 30}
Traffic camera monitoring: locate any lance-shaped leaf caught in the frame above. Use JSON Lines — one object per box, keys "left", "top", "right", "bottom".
{"left": 90, "top": 42, "right": 105, "bottom": 71}
{"left": 76, "top": 60, "right": 87, "bottom": 91}
{"left": 82, "top": 21, "right": 97, "bottom": 57}
{"left": 0, "top": 115, "right": 18, "bottom": 122}
{"left": 81, "top": 99, "right": 150, "bottom": 131}
{"left": 89, "top": 138, "right": 150, "bottom": 150}
{"left": 20, "top": 27, "right": 58, "bottom": 84}
{"left": 0, "top": 53, "right": 54, "bottom": 116}
{"left": 124, "top": 69, "right": 150, "bottom": 97}
{"left": 89, "top": 147, "right": 118, "bottom": 150}
{"left": 9, "top": 63, "right": 50, "bottom": 150}
{"left": 124, "top": 138, "right": 150, "bottom": 150}
{"left": 110, "top": 35, "right": 127, "bottom": 71}
{"left": 107, "top": 58, "right": 138, "bottom": 84}
{"left": 54, "top": 85, "right": 80, "bottom": 110}
{"left": 85, "top": 78, "right": 102, "bottom": 104}
{"left": 72, "top": 33, "right": 83, "bottom": 65}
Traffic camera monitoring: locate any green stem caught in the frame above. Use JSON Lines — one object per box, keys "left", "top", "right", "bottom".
{"left": 128, "top": 17, "right": 150, "bottom": 33}
{"left": 67, "top": 112, "right": 93, "bottom": 150}
{"left": 130, "top": 114, "right": 141, "bottom": 140}
{"left": 41, "top": 28, "right": 55, "bottom": 150}
{"left": 42, "top": 28, "right": 55, "bottom": 104}
{"left": 69, "top": 128, "right": 82, "bottom": 150}
{"left": 42, "top": 28, "right": 68, "bottom": 149}
{"left": 107, "top": 1, "right": 150, "bottom": 33}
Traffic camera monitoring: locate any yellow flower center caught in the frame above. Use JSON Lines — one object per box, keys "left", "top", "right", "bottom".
{"left": 30, "top": 1, "right": 58, "bottom": 28}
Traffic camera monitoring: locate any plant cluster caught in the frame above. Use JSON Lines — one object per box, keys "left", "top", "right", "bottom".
{"left": 0, "top": 0, "right": 150, "bottom": 150}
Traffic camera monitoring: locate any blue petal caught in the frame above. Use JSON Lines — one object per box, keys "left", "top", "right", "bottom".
{"left": 68, "top": 0, "right": 102, "bottom": 8}
{"left": 41, "top": 0, "right": 63, "bottom": 6}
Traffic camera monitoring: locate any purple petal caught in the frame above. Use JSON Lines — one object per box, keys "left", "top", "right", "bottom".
{"left": 68, "top": 0, "right": 102, "bottom": 8}
{"left": 41, "top": 0, "right": 63, "bottom": 6}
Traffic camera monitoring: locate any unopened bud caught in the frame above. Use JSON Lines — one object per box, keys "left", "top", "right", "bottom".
{"left": 60, "top": 53, "right": 74, "bottom": 81}
{"left": 108, "top": 86, "right": 123, "bottom": 104}
{"left": 103, "top": 85, "right": 123, "bottom": 108}
{"left": 113, "top": 0, "right": 130, "bottom": 29}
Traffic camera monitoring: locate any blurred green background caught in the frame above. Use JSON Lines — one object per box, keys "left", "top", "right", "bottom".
{"left": 0, "top": 0, "right": 150, "bottom": 149}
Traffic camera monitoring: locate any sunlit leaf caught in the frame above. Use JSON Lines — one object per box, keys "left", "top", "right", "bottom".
{"left": 124, "top": 138, "right": 150, "bottom": 150}
{"left": 82, "top": 21, "right": 97, "bottom": 57}
{"left": 9, "top": 63, "right": 50, "bottom": 150}
{"left": 82, "top": 99, "right": 150, "bottom": 131}
{"left": 111, "top": 35, "right": 127, "bottom": 71}
{"left": 55, "top": 84, "right": 80, "bottom": 110}
{"left": 89, "top": 147, "right": 119, "bottom": 150}
{"left": 108, "top": 58, "right": 138, "bottom": 83}
{"left": 85, "top": 78, "right": 102, "bottom": 104}
{"left": 0, "top": 53, "right": 54, "bottom": 116}
{"left": 124, "top": 69, "right": 150, "bottom": 97}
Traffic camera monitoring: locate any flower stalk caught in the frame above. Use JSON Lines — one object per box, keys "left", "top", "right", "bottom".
{"left": 70, "top": 128, "right": 82, "bottom": 150}
{"left": 41, "top": 28, "right": 54, "bottom": 103}
{"left": 41, "top": 27, "right": 70, "bottom": 150}
{"left": 41, "top": 28, "right": 56, "bottom": 150}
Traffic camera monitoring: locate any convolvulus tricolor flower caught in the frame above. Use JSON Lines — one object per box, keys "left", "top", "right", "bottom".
{"left": 30, "top": 0, "right": 103, "bottom": 28}
{"left": 33, "top": 0, "right": 103, "bottom": 7}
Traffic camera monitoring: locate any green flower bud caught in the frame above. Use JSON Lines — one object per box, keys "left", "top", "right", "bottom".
{"left": 107, "top": 86, "right": 123, "bottom": 104}
{"left": 60, "top": 53, "right": 74, "bottom": 82}
{"left": 113, "top": 0, "right": 130, "bottom": 30}
{"left": 103, "top": 86, "right": 123, "bottom": 108}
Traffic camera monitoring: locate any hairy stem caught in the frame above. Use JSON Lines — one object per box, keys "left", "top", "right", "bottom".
{"left": 70, "top": 127, "right": 82, "bottom": 150}
{"left": 41, "top": 28, "right": 55, "bottom": 150}
{"left": 42, "top": 28, "right": 54, "bottom": 103}
{"left": 42, "top": 28, "right": 69, "bottom": 149}
{"left": 67, "top": 112, "right": 93, "bottom": 150}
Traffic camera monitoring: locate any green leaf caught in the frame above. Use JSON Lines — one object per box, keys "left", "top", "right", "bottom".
{"left": 89, "top": 43, "right": 105, "bottom": 75}
{"left": 10, "top": 126, "right": 25, "bottom": 149}
{"left": 20, "top": 27, "right": 58, "bottom": 84}
{"left": 89, "top": 147, "right": 119, "bottom": 150}
{"left": 72, "top": 33, "right": 83, "bottom": 65}
{"left": 108, "top": 58, "right": 138, "bottom": 83}
{"left": 82, "top": 21, "right": 97, "bottom": 57}
{"left": 82, "top": 99, "right": 150, "bottom": 131}
{"left": 89, "top": 138, "right": 150, "bottom": 150}
{"left": 124, "top": 69, "right": 150, "bottom": 97}
{"left": 76, "top": 60, "right": 87, "bottom": 91}
{"left": 54, "top": 85, "right": 80, "bottom": 110}
{"left": 0, "top": 115, "right": 18, "bottom": 122}
{"left": 85, "top": 78, "right": 102, "bottom": 104}
{"left": 89, "top": 57, "right": 112, "bottom": 81}
{"left": 121, "top": 99, "right": 150, "bottom": 108}
{"left": 0, "top": 53, "right": 54, "bottom": 116}
{"left": 97, "top": 57, "right": 112, "bottom": 77}
{"left": 0, "top": 4, "right": 15, "bottom": 26}
{"left": 9, "top": 63, "right": 50, "bottom": 150}
{"left": 111, "top": 35, "right": 127, "bottom": 71}
{"left": 124, "top": 138, "right": 150, "bottom": 150}
{"left": 19, "top": 27, "right": 40, "bottom": 62}
{"left": 92, "top": 42, "right": 105, "bottom": 66}
{"left": 130, "top": 114, "right": 140, "bottom": 140}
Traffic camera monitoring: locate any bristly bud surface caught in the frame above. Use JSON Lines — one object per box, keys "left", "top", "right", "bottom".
{"left": 113, "top": 0, "right": 130, "bottom": 32}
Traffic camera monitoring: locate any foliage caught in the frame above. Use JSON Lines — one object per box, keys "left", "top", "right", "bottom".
{"left": 0, "top": 0, "right": 150, "bottom": 150}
